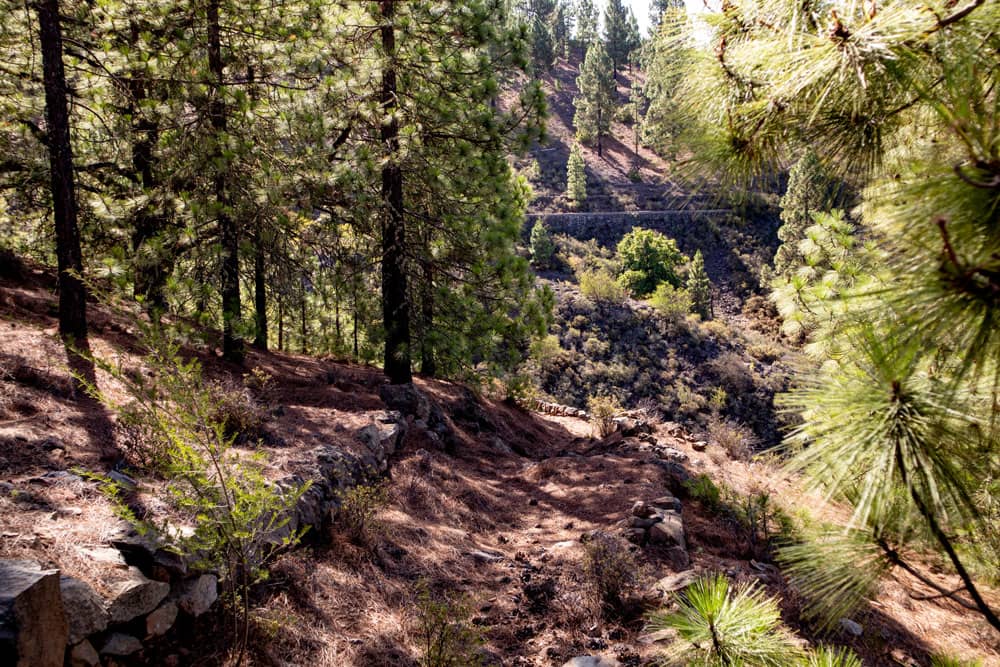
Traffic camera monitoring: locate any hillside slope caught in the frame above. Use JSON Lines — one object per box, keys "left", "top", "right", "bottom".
{"left": 1, "top": 265, "right": 997, "bottom": 666}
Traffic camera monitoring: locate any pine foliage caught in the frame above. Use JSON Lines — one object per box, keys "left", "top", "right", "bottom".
{"left": 687, "top": 249, "right": 712, "bottom": 320}
{"left": 566, "top": 144, "right": 588, "bottom": 206}
{"left": 574, "top": 41, "right": 615, "bottom": 153}
{"left": 646, "top": 0, "right": 1000, "bottom": 633}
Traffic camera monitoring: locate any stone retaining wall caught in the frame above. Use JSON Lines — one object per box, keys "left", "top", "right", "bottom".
{"left": 1, "top": 410, "right": 407, "bottom": 667}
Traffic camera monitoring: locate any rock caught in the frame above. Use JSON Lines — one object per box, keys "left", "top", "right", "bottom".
{"left": 467, "top": 550, "right": 504, "bottom": 564}
{"left": 145, "top": 600, "right": 178, "bottom": 638}
{"left": 654, "top": 570, "right": 699, "bottom": 593}
{"left": 174, "top": 574, "right": 218, "bottom": 617}
{"left": 623, "top": 528, "right": 647, "bottom": 545}
{"left": 839, "top": 618, "right": 863, "bottom": 637}
{"left": 650, "top": 495, "right": 683, "bottom": 513}
{"left": 562, "top": 656, "right": 622, "bottom": 667}
{"left": 379, "top": 383, "right": 430, "bottom": 420}
{"left": 648, "top": 514, "right": 685, "bottom": 550}
{"left": 486, "top": 436, "right": 514, "bottom": 455}
{"left": 100, "top": 633, "right": 142, "bottom": 657}
{"left": 0, "top": 560, "right": 67, "bottom": 667}
{"left": 107, "top": 567, "right": 170, "bottom": 624}
{"left": 356, "top": 416, "right": 405, "bottom": 465}
{"left": 630, "top": 501, "right": 654, "bottom": 518}
{"left": 627, "top": 516, "right": 659, "bottom": 529}
{"left": 640, "top": 628, "right": 676, "bottom": 644}
{"left": 78, "top": 546, "right": 128, "bottom": 570}
{"left": 692, "top": 440, "right": 708, "bottom": 452}
{"left": 107, "top": 470, "right": 137, "bottom": 492}
{"left": 59, "top": 576, "right": 109, "bottom": 644}
{"left": 68, "top": 640, "right": 100, "bottom": 667}
{"left": 656, "top": 447, "right": 688, "bottom": 463}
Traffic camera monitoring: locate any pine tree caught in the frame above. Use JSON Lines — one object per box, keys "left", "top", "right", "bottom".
{"left": 530, "top": 220, "right": 555, "bottom": 268}
{"left": 566, "top": 144, "right": 587, "bottom": 207}
{"left": 649, "top": 0, "right": 1000, "bottom": 633}
{"left": 34, "top": 0, "right": 88, "bottom": 349}
{"left": 687, "top": 250, "right": 711, "bottom": 320}
{"left": 574, "top": 41, "right": 614, "bottom": 156}
{"left": 572, "top": 0, "right": 597, "bottom": 48}
{"left": 602, "top": 0, "right": 629, "bottom": 77}
{"left": 623, "top": 8, "right": 642, "bottom": 72}
{"left": 774, "top": 151, "right": 832, "bottom": 277}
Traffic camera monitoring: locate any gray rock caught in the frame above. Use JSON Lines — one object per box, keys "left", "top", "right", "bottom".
{"left": 379, "top": 383, "right": 430, "bottom": 420}
{"left": 630, "top": 501, "right": 654, "bottom": 518}
{"left": 68, "top": 640, "right": 100, "bottom": 667}
{"left": 0, "top": 559, "right": 67, "bottom": 667}
{"left": 650, "top": 495, "right": 683, "bottom": 513}
{"left": 656, "top": 447, "right": 688, "bottom": 463}
{"left": 562, "top": 656, "right": 623, "bottom": 667}
{"left": 692, "top": 440, "right": 708, "bottom": 452}
{"left": 59, "top": 576, "right": 109, "bottom": 644}
{"left": 107, "top": 567, "right": 170, "bottom": 624}
{"left": 648, "top": 514, "right": 686, "bottom": 550}
{"left": 628, "top": 516, "right": 659, "bottom": 529}
{"left": 654, "top": 570, "right": 700, "bottom": 593}
{"left": 100, "top": 632, "right": 142, "bottom": 656}
{"left": 839, "top": 618, "right": 863, "bottom": 637}
{"left": 78, "top": 546, "right": 128, "bottom": 570}
{"left": 107, "top": 470, "right": 137, "bottom": 492}
{"left": 174, "top": 574, "right": 218, "bottom": 617}
{"left": 356, "top": 416, "right": 404, "bottom": 464}
{"left": 145, "top": 600, "right": 178, "bottom": 638}
{"left": 467, "top": 550, "right": 504, "bottom": 563}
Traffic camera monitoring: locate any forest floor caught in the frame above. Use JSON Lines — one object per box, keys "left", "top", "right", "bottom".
{"left": 1, "top": 266, "right": 998, "bottom": 666}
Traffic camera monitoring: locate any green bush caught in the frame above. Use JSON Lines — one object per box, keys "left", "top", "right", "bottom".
{"left": 616, "top": 228, "right": 687, "bottom": 297}
{"left": 415, "top": 583, "right": 483, "bottom": 667}
{"left": 587, "top": 394, "right": 621, "bottom": 437}
{"left": 566, "top": 144, "right": 587, "bottom": 207}
{"left": 684, "top": 474, "right": 722, "bottom": 510}
{"left": 338, "top": 482, "right": 390, "bottom": 546}
{"left": 579, "top": 269, "right": 628, "bottom": 305}
{"left": 649, "top": 283, "right": 693, "bottom": 323}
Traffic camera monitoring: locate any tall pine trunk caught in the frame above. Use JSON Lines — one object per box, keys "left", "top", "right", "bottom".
{"left": 207, "top": 0, "right": 242, "bottom": 362}
{"left": 379, "top": 0, "right": 411, "bottom": 384}
{"left": 36, "top": 0, "right": 87, "bottom": 346}
{"left": 253, "top": 223, "right": 267, "bottom": 350}
{"left": 128, "top": 21, "right": 169, "bottom": 317}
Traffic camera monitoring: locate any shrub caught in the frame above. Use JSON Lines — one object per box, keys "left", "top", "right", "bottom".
{"left": 582, "top": 531, "right": 639, "bottom": 618}
{"left": 708, "top": 351, "right": 754, "bottom": 394}
{"left": 415, "top": 583, "right": 483, "bottom": 667}
{"left": 649, "top": 283, "right": 693, "bottom": 324}
{"left": 338, "top": 482, "right": 390, "bottom": 546}
{"left": 579, "top": 269, "right": 627, "bottom": 305}
{"left": 707, "top": 417, "right": 757, "bottom": 460}
{"left": 647, "top": 574, "right": 803, "bottom": 666}
{"left": 84, "top": 323, "right": 308, "bottom": 663}
{"left": 684, "top": 474, "right": 721, "bottom": 510}
{"left": 616, "top": 228, "right": 687, "bottom": 297}
{"left": 210, "top": 380, "right": 267, "bottom": 442}
{"left": 587, "top": 394, "right": 621, "bottom": 437}
{"left": 802, "top": 646, "right": 863, "bottom": 667}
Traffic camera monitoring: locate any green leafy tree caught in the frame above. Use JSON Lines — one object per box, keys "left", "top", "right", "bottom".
{"left": 650, "top": 0, "right": 1000, "bottom": 633}
{"left": 687, "top": 249, "right": 712, "bottom": 319}
{"left": 574, "top": 41, "right": 615, "bottom": 156}
{"left": 530, "top": 220, "right": 556, "bottom": 268}
{"left": 566, "top": 144, "right": 587, "bottom": 206}
{"left": 616, "top": 228, "right": 686, "bottom": 297}
{"left": 774, "top": 151, "right": 832, "bottom": 277}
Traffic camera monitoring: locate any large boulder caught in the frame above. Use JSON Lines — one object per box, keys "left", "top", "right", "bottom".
{"left": 0, "top": 559, "right": 67, "bottom": 667}
{"left": 68, "top": 640, "right": 100, "bottom": 667}
{"left": 107, "top": 567, "right": 170, "bottom": 624}
{"left": 145, "top": 600, "right": 178, "bottom": 638}
{"left": 60, "top": 576, "right": 109, "bottom": 644}
{"left": 100, "top": 633, "right": 142, "bottom": 657}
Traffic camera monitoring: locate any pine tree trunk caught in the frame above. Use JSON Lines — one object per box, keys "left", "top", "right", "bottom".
{"left": 128, "top": 21, "right": 169, "bottom": 318}
{"left": 420, "top": 261, "right": 436, "bottom": 377}
{"left": 300, "top": 283, "right": 307, "bottom": 355}
{"left": 253, "top": 224, "right": 267, "bottom": 350}
{"left": 277, "top": 296, "right": 284, "bottom": 352}
{"left": 36, "top": 0, "right": 87, "bottom": 346}
{"left": 379, "top": 0, "right": 412, "bottom": 384}
{"left": 208, "top": 0, "right": 242, "bottom": 362}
